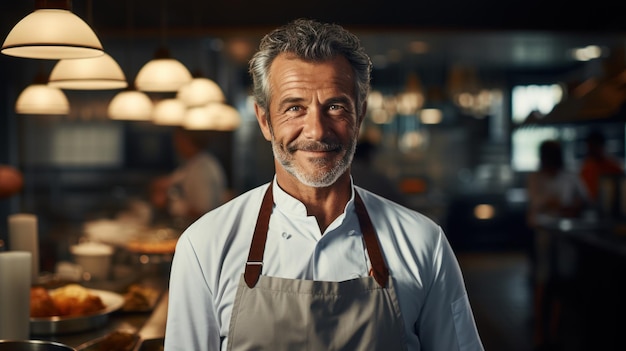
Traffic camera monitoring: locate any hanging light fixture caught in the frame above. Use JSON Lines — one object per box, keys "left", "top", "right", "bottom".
{"left": 2, "top": 0, "right": 104, "bottom": 60}
{"left": 15, "top": 72, "right": 69, "bottom": 115}
{"left": 135, "top": 47, "right": 192, "bottom": 93}
{"left": 152, "top": 98, "right": 186, "bottom": 126}
{"left": 183, "top": 102, "right": 241, "bottom": 131}
{"left": 135, "top": 0, "right": 191, "bottom": 92}
{"left": 106, "top": 0, "right": 151, "bottom": 120}
{"left": 48, "top": 52, "right": 127, "bottom": 90}
{"left": 107, "top": 89, "right": 153, "bottom": 121}
{"left": 177, "top": 77, "right": 225, "bottom": 107}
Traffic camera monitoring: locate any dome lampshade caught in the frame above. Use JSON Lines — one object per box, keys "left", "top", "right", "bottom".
{"left": 183, "top": 102, "right": 241, "bottom": 131}
{"left": 15, "top": 84, "right": 69, "bottom": 115}
{"left": 177, "top": 77, "right": 225, "bottom": 107}
{"left": 2, "top": 1, "right": 104, "bottom": 60}
{"left": 108, "top": 90, "right": 153, "bottom": 121}
{"left": 49, "top": 52, "right": 127, "bottom": 90}
{"left": 135, "top": 48, "right": 192, "bottom": 93}
{"left": 152, "top": 98, "right": 187, "bottom": 126}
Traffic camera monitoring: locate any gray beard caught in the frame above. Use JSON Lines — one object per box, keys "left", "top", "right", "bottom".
{"left": 271, "top": 137, "right": 356, "bottom": 188}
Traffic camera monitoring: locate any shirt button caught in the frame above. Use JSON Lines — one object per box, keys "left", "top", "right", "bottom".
{"left": 281, "top": 232, "right": 291, "bottom": 239}
{"left": 348, "top": 230, "right": 357, "bottom": 236}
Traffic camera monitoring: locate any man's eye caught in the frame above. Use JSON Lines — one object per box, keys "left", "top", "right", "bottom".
{"left": 329, "top": 105, "right": 344, "bottom": 111}
{"left": 287, "top": 106, "right": 301, "bottom": 112}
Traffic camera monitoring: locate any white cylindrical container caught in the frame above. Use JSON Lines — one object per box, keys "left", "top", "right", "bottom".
{"left": 70, "top": 242, "right": 114, "bottom": 281}
{"left": 8, "top": 213, "right": 40, "bottom": 281}
{"left": 0, "top": 251, "right": 32, "bottom": 340}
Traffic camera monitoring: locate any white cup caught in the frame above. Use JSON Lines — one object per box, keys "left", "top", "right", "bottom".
{"left": 70, "top": 242, "right": 114, "bottom": 281}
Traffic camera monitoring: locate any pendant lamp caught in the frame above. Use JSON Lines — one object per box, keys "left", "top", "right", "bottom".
{"left": 135, "top": 48, "right": 192, "bottom": 93}
{"left": 183, "top": 102, "right": 241, "bottom": 131}
{"left": 48, "top": 52, "right": 127, "bottom": 90}
{"left": 2, "top": 0, "right": 104, "bottom": 60}
{"left": 15, "top": 72, "right": 69, "bottom": 115}
{"left": 152, "top": 98, "right": 187, "bottom": 126}
{"left": 108, "top": 89, "right": 153, "bottom": 121}
{"left": 177, "top": 77, "right": 225, "bottom": 107}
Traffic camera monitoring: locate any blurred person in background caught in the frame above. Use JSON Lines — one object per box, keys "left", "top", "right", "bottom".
{"left": 165, "top": 18, "right": 483, "bottom": 351}
{"left": 526, "top": 139, "right": 589, "bottom": 350}
{"left": 527, "top": 140, "right": 589, "bottom": 227}
{"left": 150, "top": 127, "right": 229, "bottom": 229}
{"left": 579, "top": 129, "right": 624, "bottom": 204}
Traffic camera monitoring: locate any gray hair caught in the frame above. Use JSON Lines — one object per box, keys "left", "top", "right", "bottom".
{"left": 248, "top": 18, "right": 372, "bottom": 117}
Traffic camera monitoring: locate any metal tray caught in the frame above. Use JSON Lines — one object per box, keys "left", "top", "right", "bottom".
{"left": 30, "top": 289, "right": 124, "bottom": 335}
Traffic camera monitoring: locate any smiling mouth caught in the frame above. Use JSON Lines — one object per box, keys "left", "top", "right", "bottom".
{"left": 288, "top": 141, "right": 341, "bottom": 154}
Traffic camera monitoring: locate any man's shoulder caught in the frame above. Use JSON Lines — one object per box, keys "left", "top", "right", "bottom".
{"left": 356, "top": 186, "right": 437, "bottom": 227}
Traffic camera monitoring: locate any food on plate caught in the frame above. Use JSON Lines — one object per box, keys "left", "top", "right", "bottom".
{"left": 30, "top": 284, "right": 106, "bottom": 317}
{"left": 122, "top": 284, "right": 160, "bottom": 311}
{"left": 30, "top": 286, "right": 60, "bottom": 317}
{"left": 126, "top": 238, "right": 177, "bottom": 254}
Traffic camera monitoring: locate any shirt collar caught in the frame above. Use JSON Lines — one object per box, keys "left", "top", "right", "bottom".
{"left": 271, "top": 177, "right": 357, "bottom": 223}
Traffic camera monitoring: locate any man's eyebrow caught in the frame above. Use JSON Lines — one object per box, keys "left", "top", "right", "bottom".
{"left": 276, "top": 96, "right": 305, "bottom": 109}
{"left": 325, "top": 96, "right": 352, "bottom": 106}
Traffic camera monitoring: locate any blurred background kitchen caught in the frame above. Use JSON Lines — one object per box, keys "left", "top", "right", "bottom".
{"left": 1, "top": 0, "right": 626, "bottom": 350}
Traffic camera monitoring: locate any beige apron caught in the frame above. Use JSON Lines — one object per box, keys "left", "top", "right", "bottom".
{"left": 226, "top": 184, "right": 408, "bottom": 351}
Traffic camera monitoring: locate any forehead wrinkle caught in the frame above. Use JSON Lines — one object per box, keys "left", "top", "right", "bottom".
{"left": 268, "top": 55, "right": 355, "bottom": 110}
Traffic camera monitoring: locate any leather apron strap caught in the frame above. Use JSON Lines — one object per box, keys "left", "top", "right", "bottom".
{"left": 244, "top": 183, "right": 274, "bottom": 287}
{"left": 244, "top": 183, "right": 389, "bottom": 288}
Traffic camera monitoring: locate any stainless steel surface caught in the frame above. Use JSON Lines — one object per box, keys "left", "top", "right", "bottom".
{"left": 0, "top": 340, "right": 75, "bottom": 351}
{"left": 137, "top": 290, "right": 168, "bottom": 341}
{"left": 136, "top": 338, "right": 164, "bottom": 351}
{"left": 30, "top": 289, "right": 124, "bottom": 336}
{"left": 132, "top": 290, "right": 168, "bottom": 351}
{"left": 75, "top": 331, "right": 140, "bottom": 351}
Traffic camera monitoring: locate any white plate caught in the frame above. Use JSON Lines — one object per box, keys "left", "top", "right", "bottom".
{"left": 30, "top": 288, "right": 125, "bottom": 335}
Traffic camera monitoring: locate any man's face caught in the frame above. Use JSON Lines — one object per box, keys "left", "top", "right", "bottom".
{"left": 255, "top": 54, "right": 363, "bottom": 188}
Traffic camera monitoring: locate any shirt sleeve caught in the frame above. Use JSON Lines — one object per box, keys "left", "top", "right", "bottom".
{"left": 164, "top": 233, "right": 221, "bottom": 351}
{"left": 416, "top": 228, "right": 485, "bottom": 351}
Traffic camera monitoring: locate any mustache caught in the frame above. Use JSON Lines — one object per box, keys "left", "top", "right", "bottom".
{"left": 286, "top": 140, "right": 343, "bottom": 153}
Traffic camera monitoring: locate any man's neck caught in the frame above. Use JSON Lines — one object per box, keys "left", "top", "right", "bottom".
{"left": 275, "top": 172, "right": 352, "bottom": 233}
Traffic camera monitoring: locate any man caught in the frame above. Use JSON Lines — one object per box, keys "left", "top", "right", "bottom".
{"left": 526, "top": 140, "right": 589, "bottom": 349}
{"left": 165, "top": 19, "right": 484, "bottom": 351}
{"left": 150, "top": 127, "right": 228, "bottom": 228}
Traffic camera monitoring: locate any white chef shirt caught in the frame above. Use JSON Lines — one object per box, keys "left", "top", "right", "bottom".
{"left": 168, "top": 152, "right": 227, "bottom": 218}
{"left": 164, "top": 178, "right": 484, "bottom": 351}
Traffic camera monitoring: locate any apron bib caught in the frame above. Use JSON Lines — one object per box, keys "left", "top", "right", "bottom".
{"left": 226, "top": 184, "right": 408, "bottom": 351}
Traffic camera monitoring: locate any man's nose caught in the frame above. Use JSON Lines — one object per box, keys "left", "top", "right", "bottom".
{"left": 302, "top": 107, "right": 328, "bottom": 140}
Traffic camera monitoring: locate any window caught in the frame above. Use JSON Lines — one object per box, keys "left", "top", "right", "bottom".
{"left": 511, "top": 84, "right": 563, "bottom": 124}
{"left": 52, "top": 123, "right": 122, "bottom": 167}
{"left": 511, "top": 126, "right": 559, "bottom": 171}
{"left": 510, "top": 83, "right": 565, "bottom": 172}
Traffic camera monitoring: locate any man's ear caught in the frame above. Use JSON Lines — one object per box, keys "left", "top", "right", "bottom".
{"left": 254, "top": 103, "right": 273, "bottom": 141}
